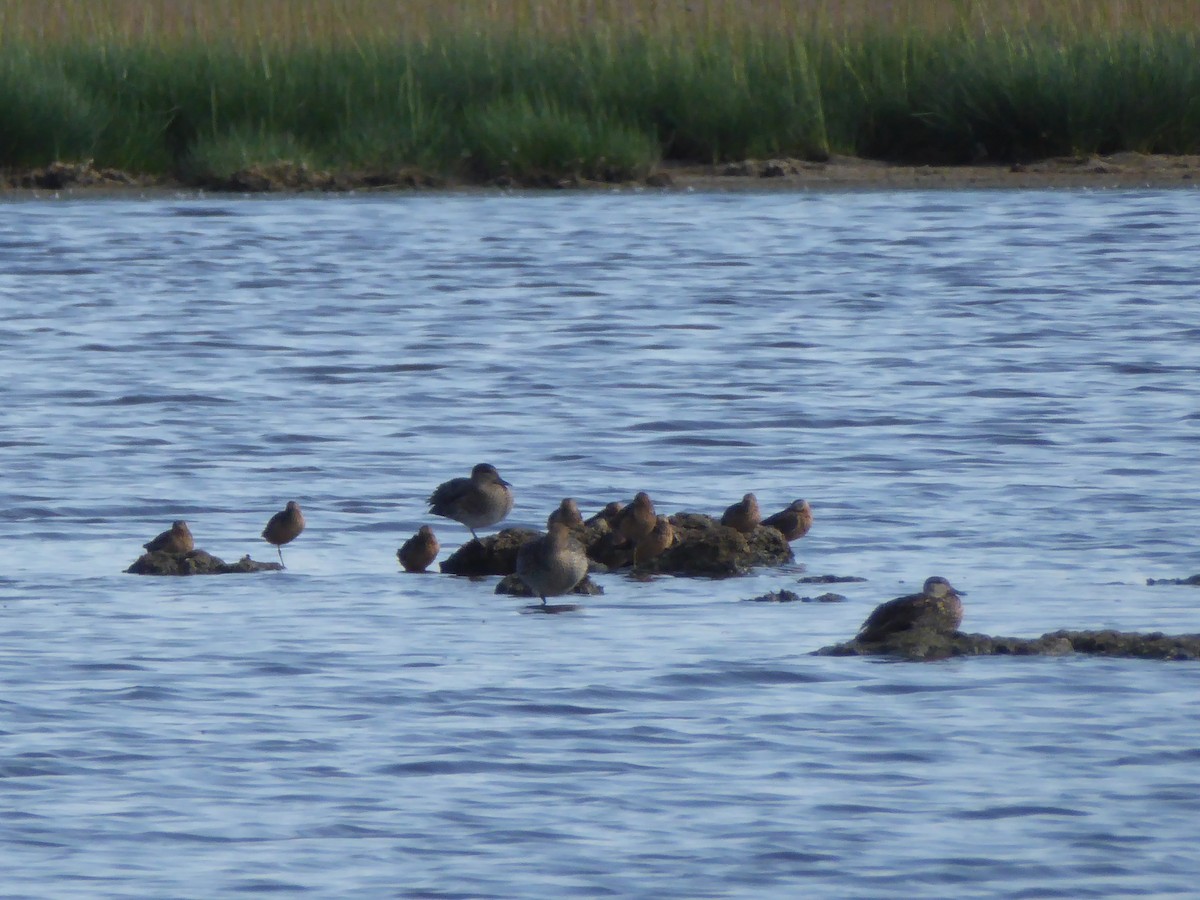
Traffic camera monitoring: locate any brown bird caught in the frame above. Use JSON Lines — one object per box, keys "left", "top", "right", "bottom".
{"left": 857, "top": 576, "right": 964, "bottom": 643}
{"left": 634, "top": 515, "right": 675, "bottom": 566}
{"left": 613, "top": 492, "right": 656, "bottom": 544}
{"left": 427, "top": 463, "right": 514, "bottom": 541}
{"left": 584, "top": 501, "right": 624, "bottom": 528}
{"left": 516, "top": 522, "right": 589, "bottom": 606}
{"left": 547, "top": 498, "right": 584, "bottom": 530}
{"left": 720, "top": 492, "right": 761, "bottom": 534}
{"left": 262, "top": 500, "right": 305, "bottom": 568}
{"left": 761, "top": 499, "right": 813, "bottom": 541}
{"left": 143, "top": 520, "right": 194, "bottom": 555}
{"left": 397, "top": 525, "right": 440, "bottom": 573}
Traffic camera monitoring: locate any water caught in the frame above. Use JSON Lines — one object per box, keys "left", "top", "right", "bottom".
{"left": 2, "top": 189, "right": 1199, "bottom": 898}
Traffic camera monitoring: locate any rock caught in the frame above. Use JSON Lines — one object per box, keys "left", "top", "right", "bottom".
{"left": 494, "top": 573, "right": 604, "bottom": 598}
{"left": 438, "top": 528, "right": 541, "bottom": 576}
{"left": 126, "top": 549, "right": 282, "bottom": 575}
{"left": 745, "top": 589, "right": 803, "bottom": 603}
{"left": 1146, "top": 575, "right": 1200, "bottom": 586}
{"left": 745, "top": 589, "right": 845, "bottom": 603}
{"left": 442, "top": 513, "right": 791, "bottom": 579}
{"left": 814, "top": 629, "right": 1200, "bottom": 661}
{"left": 628, "top": 512, "right": 792, "bottom": 577}
{"left": 797, "top": 575, "right": 867, "bottom": 584}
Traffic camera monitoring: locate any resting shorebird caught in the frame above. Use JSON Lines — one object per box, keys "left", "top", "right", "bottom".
{"left": 761, "top": 499, "right": 813, "bottom": 541}
{"left": 584, "top": 501, "right": 624, "bottom": 528}
{"left": 613, "top": 492, "right": 656, "bottom": 544}
{"left": 857, "top": 576, "right": 963, "bottom": 643}
{"left": 720, "top": 493, "right": 761, "bottom": 534}
{"left": 634, "top": 515, "right": 675, "bottom": 566}
{"left": 547, "top": 498, "right": 584, "bottom": 530}
{"left": 262, "top": 501, "right": 305, "bottom": 568}
{"left": 398, "top": 525, "right": 440, "bottom": 573}
{"left": 427, "top": 463, "right": 513, "bottom": 541}
{"left": 143, "top": 520, "right": 194, "bottom": 555}
{"left": 516, "top": 522, "right": 589, "bottom": 606}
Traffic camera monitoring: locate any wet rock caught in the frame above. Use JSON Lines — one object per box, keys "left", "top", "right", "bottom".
{"left": 745, "top": 589, "right": 845, "bottom": 603}
{"left": 444, "top": 514, "right": 791, "bottom": 579}
{"left": 1146, "top": 574, "right": 1200, "bottom": 586}
{"left": 814, "top": 629, "right": 1200, "bottom": 661}
{"left": 745, "top": 589, "right": 803, "bottom": 603}
{"left": 494, "top": 573, "right": 604, "bottom": 598}
{"left": 626, "top": 513, "right": 792, "bottom": 577}
{"left": 797, "top": 575, "right": 867, "bottom": 584}
{"left": 10, "top": 160, "right": 148, "bottom": 189}
{"left": 438, "top": 528, "right": 541, "bottom": 576}
{"left": 126, "top": 549, "right": 282, "bottom": 575}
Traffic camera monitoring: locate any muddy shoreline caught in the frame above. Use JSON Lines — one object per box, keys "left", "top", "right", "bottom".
{"left": 4, "top": 153, "right": 1199, "bottom": 199}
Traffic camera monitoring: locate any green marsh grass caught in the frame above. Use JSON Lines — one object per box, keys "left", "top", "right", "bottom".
{"left": 2, "top": 1, "right": 1198, "bottom": 183}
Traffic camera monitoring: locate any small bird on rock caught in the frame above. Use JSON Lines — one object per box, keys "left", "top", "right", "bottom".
{"left": 634, "top": 515, "right": 675, "bottom": 567}
{"left": 584, "top": 501, "right": 624, "bottom": 528}
{"left": 262, "top": 500, "right": 305, "bottom": 568}
{"left": 516, "top": 522, "right": 589, "bottom": 606}
{"left": 547, "top": 498, "right": 584, "bottom": 530}
{"left": 720, "top": 493, "right": 761, "bottom": 534}
{"left": 427, "top": 463, "right": 513, "bottom": 541}
{"left": 761, "top": 499, "right": 813, "bottom": 541}
{"left": 857, "top": 576, "right": 963, "bottom": 643}
{"left": 398, "top": 525, "right": 440, "bottom": 573}
{"left": 143, "top": 520, "right": 194, "bottom": 555}
{"left": 613, "top": 492, "right": 656, "bottom": 544}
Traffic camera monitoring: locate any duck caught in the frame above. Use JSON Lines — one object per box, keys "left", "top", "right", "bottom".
{"left": 857, "top": 576, "right": 963, "bottom": 643}
{"left": 761, "top": 499, "right": 813, "bottom": 541}
{"left": 143, "top": 520, "right": 194, "bottom": 555}
{"left": 398, "top": 525, "right": 440, "bottom": 573}
{"left": 427, "top": 463, "right": 514, "bottom": 541}
{"left": 515, "top": 522, "right": 589, "bottom": 606}
{"left": 720, "top": 493, "right": 761, "bottom": 534}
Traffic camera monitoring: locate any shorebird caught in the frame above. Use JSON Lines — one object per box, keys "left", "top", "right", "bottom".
{"left": 761, "top": 499, "right": 813, "bottom": 541}
{"left": 427, "top": 463, "right": 513, "bottom": 541}
{"left": 584, "top": 501, "right": 624, "bottom": 528}
{"left": 516, "top": 522, "right": 589, "bottom": 606}
{"left": 547, "top": 498, "right": 584, "bottom": 530}
{"left": 613, "top": 492, "right": 656, "bottom": 544}
{"left": 398, "top": 525, "right": 440, "bottom": 573}
{"left": 720, "top": 493, "right": 761, "bottom": 534}
{"left": 262, "top": 500, "right": 305, "bottom": 568}
{"left": 143, "top": 520, "right": 194, "bottom": 555}
{"left": 857, "top": 576, "right": 963, "bottom": 643}
{"left": 634, "top": 515, "right": 675, "bottom": 566}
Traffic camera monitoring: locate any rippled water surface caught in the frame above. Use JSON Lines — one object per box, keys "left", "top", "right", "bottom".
{"left": 3, "top": 189, "right": 1200, "bottom": 898}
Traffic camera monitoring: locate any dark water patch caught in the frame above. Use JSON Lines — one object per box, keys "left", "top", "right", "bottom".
{"left": 170, "top": 206, "right": 237, "bottom": 217}
{"left": 655, "top": 665, "right": 828, "bottom": 687}
{"left": 110, "top": 393, "right": 232, "bottom": 406}
{"left": 227, "top": 879, "right": 310, "bottom": 893}
{"left": 503, "top": 702, "right": 619, "bottom": 716}
{"left": 957, "top": 804, "right": 1088, "bottom": 820}
{"left": 1113, "top": 747, "right": 1200, "bottom": 766}
{"left": 71, "top": 662, "right": 149, "bottom": 672}
{"left": 657, "top": 435, "right": 755, "bottom": 448}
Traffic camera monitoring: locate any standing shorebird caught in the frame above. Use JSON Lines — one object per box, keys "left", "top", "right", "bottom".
{"left": 398, "top": 525, "right": 440, "bottom": 573}
{"left": 761, "top": 499, "right": 813, "bottom": 541}
{"left": 613, "top": 492, "right": 656, "bottom": 544}
{"left": 857, "top": 576, "right": 964, "bottom": 643}
{"left": 262, "top": 500, "right": 305, "bottom": 568}
{"left": 720, "top": 493, "right": 761, "bottom": 534}
{"left": 427, "top": 463, "right": 514, "bottom": 542}
{"left": 547, "top": 498, "right": 584, "bottom": 530}
{"left": 516, "top": 522, "right": 589, "bottom": 606}
{"left": 143, "top": 520, "right": 194, "bottom": 555}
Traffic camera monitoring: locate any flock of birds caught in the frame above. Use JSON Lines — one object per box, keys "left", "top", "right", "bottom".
{"left": 141, "top": 462, "right": 962, "bottom": 640}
